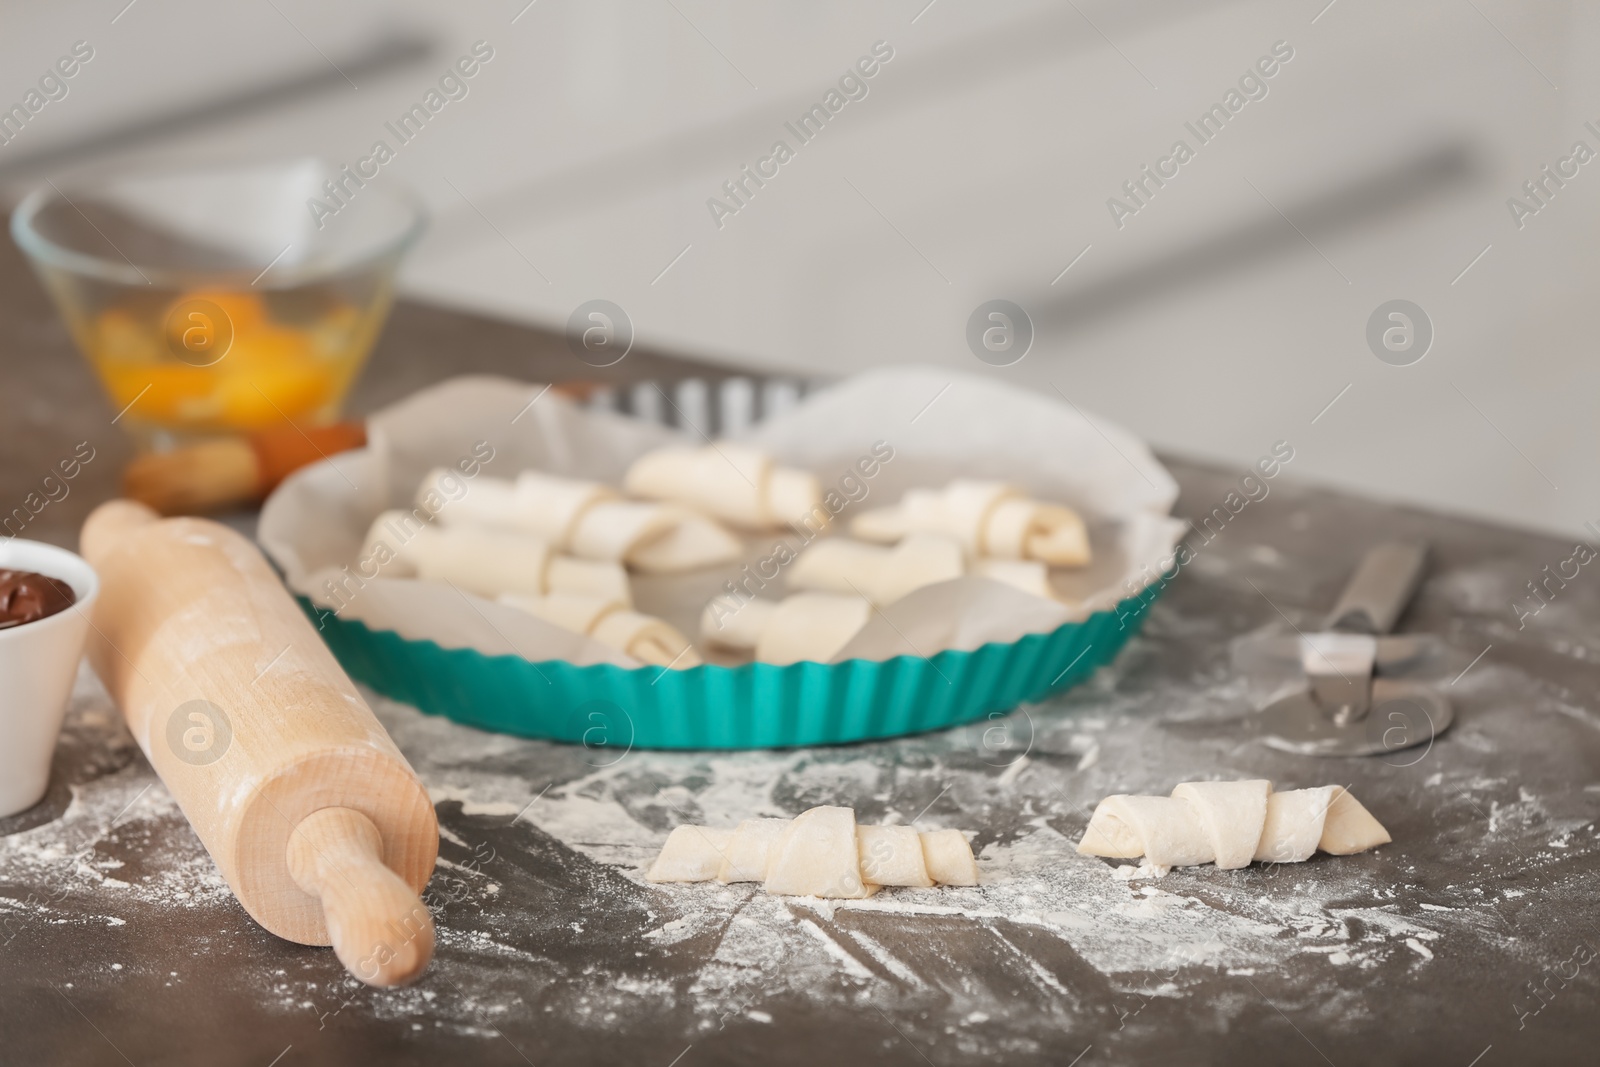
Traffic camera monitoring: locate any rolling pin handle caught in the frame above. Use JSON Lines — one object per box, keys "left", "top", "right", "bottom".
{"left": 80, "top": 499, "right": 162, "bottom": 565}
{"left": 286, "top": 807, "right": 435, "bottom": 988}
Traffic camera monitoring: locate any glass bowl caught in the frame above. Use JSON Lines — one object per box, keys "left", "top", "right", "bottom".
{"left": 12, "top": 158, "right": 426, "bottom": 448}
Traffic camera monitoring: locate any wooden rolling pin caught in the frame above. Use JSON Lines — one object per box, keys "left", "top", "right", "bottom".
{"left": 80, "top": 500, "right": 439, "bottom": 987}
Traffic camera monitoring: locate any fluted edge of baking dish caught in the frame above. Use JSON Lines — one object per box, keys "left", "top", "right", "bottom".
{"left": 295, "top": 587, "right": 1161, "bottom": 749}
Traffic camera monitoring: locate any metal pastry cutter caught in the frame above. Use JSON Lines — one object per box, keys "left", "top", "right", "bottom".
{"left": 1257, "top": 542, "right": 1453, "bottom": 757}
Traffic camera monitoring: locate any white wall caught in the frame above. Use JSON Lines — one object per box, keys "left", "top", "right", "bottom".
{"left": 3, "top": 0, "right": 1596, "bottom": 537}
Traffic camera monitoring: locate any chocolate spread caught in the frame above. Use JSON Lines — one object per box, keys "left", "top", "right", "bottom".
{"left": 0, "top": 569, "right": 76, "bottom": 629}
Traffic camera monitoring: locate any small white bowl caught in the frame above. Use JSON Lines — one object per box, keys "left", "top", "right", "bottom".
{"left": 0, "top": 540, "right": 98, "bottom": 817}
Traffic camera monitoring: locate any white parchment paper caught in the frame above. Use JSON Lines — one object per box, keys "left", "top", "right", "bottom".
{"left": 259, "top": 367, "right": 1187, "bottom": 668}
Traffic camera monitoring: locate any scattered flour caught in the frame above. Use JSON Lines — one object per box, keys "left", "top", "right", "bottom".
{"left": 6, "top": 552, "right": 1585, "bottom": 1047}
{"left": 362, "top": 682, "right": 1531, "bottom": 1035}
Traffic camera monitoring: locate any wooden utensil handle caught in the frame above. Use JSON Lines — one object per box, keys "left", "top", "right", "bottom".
{"left": 80, "top": 498, "right": 161, "bottom": 558}
{"left": 286, "top": 807, "right": 435, "bottom": 988}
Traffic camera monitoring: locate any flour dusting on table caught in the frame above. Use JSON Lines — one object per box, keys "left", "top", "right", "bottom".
{"left": 4, "top": 545, "right": 1596, "bottom": 1054}
{"left": 352, "top": 607, "right": 1589, "bottom": 1041}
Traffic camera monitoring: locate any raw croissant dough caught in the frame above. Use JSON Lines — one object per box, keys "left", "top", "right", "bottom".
{"left": 624, "top": 442, "right": 823, "bottom": 530}
{"left": 500, "top": 591, "right": 700, "bottom": 668}
{"left": 700, "top": 592, "right": 871, "bottom": 665}
{"left": 362, "top": 510, "right": 632, "bottom": 605}
{"left": 852, "top": 480, "right": 1091, "bottom": 567}
{"left": 1076, "top": 780, "right": 1390, "bottom": 870}
{"left": 417, "top": 468, "right": 741, "bottom": 573}
{"left": 646, "top": 805, "right": 978, "bottom": 897}
{"left": 791, "top": 533, "right": 1060, "bottom": 605}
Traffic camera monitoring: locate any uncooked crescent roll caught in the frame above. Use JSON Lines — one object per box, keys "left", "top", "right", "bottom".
{"left": 624, "top": 442, "right": 822, "bottom": 530}
{"left": 791, "top": 534, "right": 1061, "bottom": 604}
{"left": 700, "top": 598, "right": 776, "bottom": 657}
{"left": 717, "top": 818, "right": 789, "bottom": 883}
{"left": 419, "top": 470, "right": 576, "bottom": 543}
{"left": 1316, "top": 785, "right": 1395, "bottom": 856}
{"left": 621, "top": 513, "right": 745, "bottom": 574}
{"left": 543, "top": 555, "right": 633, "bottom": 605}
{"left": 699, "top": 592, "right": 871, "bottom": 664}
{"left": 919, "top": 828, "right": 981, "bottom": 886}
{"left": 362, "top": 510, "right": 632, "bottom": 605}
{"left": 857, "top": 825, "right": 934, "bottom": 888}
{"left": 790, "top": 534, "right": 964, "bottom": 605}
{"left": 852, "top": 480, "right": 1091, "bottom": 567}
{"left": 1078, "top": 795, "right": 1213, "bottom": 868}
{"left": 592, "top": 609, "right": 700, "bottom": 668}
{"left": 765, "top": 806, "right": 876, "bottom": 898}
{"left": 1252, "top": 786, "right": 1339, "bottom": 864}
{"left": 1076, "top": 780, "right": 1389, "bottom": 871}
{"left": 418, "top": 468, "right": 741, "bottom": 573}
{"left": 646, "top": 826, "right": 733, "bottom": 882}
{"left": 566, "top": 500, "right": 677, "bottom": 563}
{"left": 500, "top": 591, "right": 700, "bottom": 668}
{"left": 647, "top": 805, "right": 979, "bottom": 897}
{"left": 1172, "top": 780, "right": 1270, "bottom": 869}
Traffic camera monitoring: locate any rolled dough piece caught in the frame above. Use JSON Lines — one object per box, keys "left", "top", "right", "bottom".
{"left": 857, "top": 825, "right": 934, "bottom": 887}
{"left": 883, "top": 535, "right": 967, "bottom": 602}
{"left": 699, "top": 598, "right": 778, "bottom": 653}
{"left": 852, "top": 479, "right": 1091, "bottom": 567}
{"left": 919, "top": 829, "right": 979, "bottom": 886}
{"left": 768, "top": 467, "right": 822, "bottom": 526}
{"left": 545, "top": 555, "right": 632, "bottom": 605}
{"left": 512, "top": 470, "right": 616, "bottom": 544}
{"left": 646, "top": 825, "right": 733, "bottom": 882}
{"left": 409, "top": 524, "right": 554, "bottom": 599}
{"left": 500, "top": 592, "right": 699, "bottom": 668}
{"left": 717, "top": 817, "right": 789, "bottom": 883}
{"left": 1318, "top": 786, "right": 1392, "bottom": 855}
{"left": 416, "top": 470, "right": 551, "bottom": 534}
{"left": 1076, "top": 780, "right": 1387, "bottom": 871}
{"left": 851, "top": 483, "right": 1001, "bottom": 552}
{"left": 567, "top": 500, "right": 677, "bottom": 563}
{"left": 421, "top": 468, "right": 739, "bottom": 574}
{"left": 1170, "top": 780, "right": 1271, "bottom": 870}
{"left": 1082, "top": 795, "right": 1214, "bottom": 867}
{"left": 1024, "top": 510, "right": 1091, "bottom": 568}
{"left": 764, "top": 806, "right": 875, "bottom": 898}
{"left": 700, "top": 593, "right": 869, "bottom": 665}
{"left": 419, "top": 470, "right": 611, "bottom": 547}
{"left": 754, "top": 594, "right": 872, "bottom": 665}
{"left": 1074, "top": 795, "right": 1147, "bottom": 859}
{"left": 648, "top": 808, "right": 980, "bottom": 896}
{"left": 624, "top": 442, "right": 822, "bottom": 530}
{"left": 986, "top": 499, "right": 1090, "bottom": 566}
{"left": 591, "top": 609, "right": 701, "bottom": 668}
{"left": 366, "top": 514, "right": 633, "bottom": 606}
{"left": 1253, "top": 787, "right": 1337, "bottom": 864}
{"left": 360, "top": 509, "right": 434, "bottom": 578}
{"left": 420, "top": 468, "right": 612, "bottom": 544}
{"left": 790, "top": 534, "right": 964, "bottom": 605}
{"left": 789, "top": 538, "right": 884, "bottom": 596}
{"left": 623, "top": 512, "right": 743, "bottom": 573}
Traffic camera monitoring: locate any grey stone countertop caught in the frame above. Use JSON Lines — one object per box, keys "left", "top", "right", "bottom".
{"left": 1, "top": 230, "right": 1596, "bottom": 1066}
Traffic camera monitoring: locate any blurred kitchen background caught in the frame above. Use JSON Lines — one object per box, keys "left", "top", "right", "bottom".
{"left": 1, "top": 0, "right": 1594, "bottom": 537}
